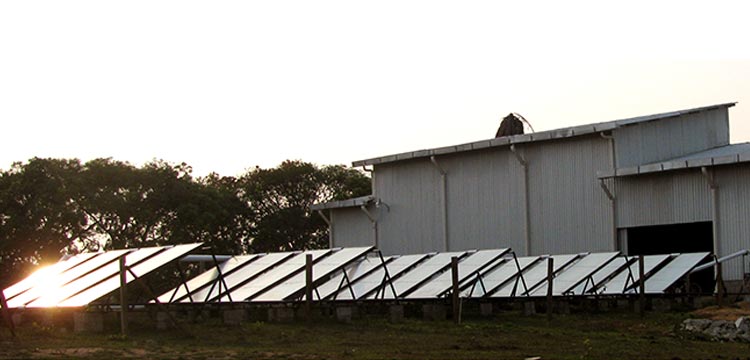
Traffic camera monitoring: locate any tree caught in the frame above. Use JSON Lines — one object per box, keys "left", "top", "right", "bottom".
{"left": 0, "top": 158, "right": 95, "bottom": 286}
{"left": 0, "top": 157, "right": 369, "bottom": 287}
{"left": 239, "top": 160, "right": 370, "bottom": 252}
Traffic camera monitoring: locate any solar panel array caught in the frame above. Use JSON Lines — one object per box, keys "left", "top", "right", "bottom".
{"left": 3, "top": 244, "right": 201, "bottom": 308}
{"left": 3, "top": 245, "right": 714, "bottom": 308}
{"left": 157, "top": 248, "right": 710, "bottom": 304}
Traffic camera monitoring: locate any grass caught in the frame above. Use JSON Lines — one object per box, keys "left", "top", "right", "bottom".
{"left": 1, "top": 307, "right": 749, "bottom": 359}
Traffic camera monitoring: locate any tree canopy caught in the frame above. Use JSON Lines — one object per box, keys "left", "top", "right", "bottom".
{"left": 0, "top": 158, "right": 370, "bottom": 287}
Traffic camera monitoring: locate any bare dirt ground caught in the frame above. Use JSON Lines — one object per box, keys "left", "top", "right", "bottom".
{"left": 691, "top": 301, "right": 750, "bottom": 321}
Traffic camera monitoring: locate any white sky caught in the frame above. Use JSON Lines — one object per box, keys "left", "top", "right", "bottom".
{"left": 2, "top": 1, "right": 749, "bottom": 177}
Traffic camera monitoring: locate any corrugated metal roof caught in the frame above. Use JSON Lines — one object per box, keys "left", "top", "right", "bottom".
{"left": 311, "top": 195, "right": 375, "bottom": 211}
{"left": 352, "top": 102, "right": 736, "bottom": 167}
{"left": 599, "top": 142, "right": 750, "bottom": 178}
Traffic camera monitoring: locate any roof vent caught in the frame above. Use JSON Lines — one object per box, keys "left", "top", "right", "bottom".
{"left": 495, "top": 113, "right": 534, "bottom": 138}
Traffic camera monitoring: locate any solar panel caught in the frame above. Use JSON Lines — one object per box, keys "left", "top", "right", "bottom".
{"left": 406, "top": 249, "right": 510, "bottom": 299}
{"left": 492, "top": 254, "right": 578, "bottom": 297}
{"left": 467, "top": 256, "right": 540, "bottom": 297}
{"left": 54, "top": 243, "right": 202, "bottom": 307}
{"left": 253, "top": 247, "right": 374, "bottom": 302}
{"left": 4, "top": 253, "right": 99, "bottom": 307}
{"left": 569, "top": 256, "right": 629, "bottom": 295}
{"left": 156, "top": 254, "right": 260, "bottom": 303}
{"left": 529, "top": 252, "right": 619, "bottom": 296}
{"left": 10, "top": 250, "right": 134, "bottom": 308}
{"left": 336, "top": 254, "right": 428, "bottom": 300}
{"left": 645, "top": 252, "right": 710, "bottom": 293}
{"left": 597, "top": 254, "right": 671, "bottom": 295}
{"left": 317, "top": 256, "right": 392, "bottom": 300}
{"left": 189, "top": 251, "right": 296, "bottom": 303}
{"left": 219, "top": 249, "right": 332, "bottom": 302}
{"left": 374, "top": 251, "right": 468, "bottom": 300}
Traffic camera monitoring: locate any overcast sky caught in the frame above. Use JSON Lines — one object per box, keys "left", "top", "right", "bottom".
{"left": 2, "top": 1, "right": 749, "bottom": 176}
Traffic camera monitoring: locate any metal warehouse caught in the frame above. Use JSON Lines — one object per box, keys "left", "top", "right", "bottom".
{"left": 312, "top": 102, "right": 750, "bottom": 286}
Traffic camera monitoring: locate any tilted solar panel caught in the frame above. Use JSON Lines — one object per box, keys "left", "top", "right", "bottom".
{"left": 253, "top": 247, "right": 374, "bottom": 302}
{"left": 645, "top": 252, "right": 710, "bottom": 293}
{"left": 530, "top": 252, "right": 619, "bottom": 296}
{"left": 156, "top": 254, "right": 260, "bottom": 303}
{"left": 406, "top": 249, "right": 510, "bottom": 299}
{"left": 219, "top": 249, "right": 331, "bottom": 302}
{"left": 55, "top": 243, "right": 202, "bottom": 307}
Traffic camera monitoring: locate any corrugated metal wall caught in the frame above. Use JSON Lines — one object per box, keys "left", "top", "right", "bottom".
{"left": 440, "top": 148, "right": 526, "bottom": 252}
{"left": 716, "top": 165, "right": 750, "bottom": 280}
{"left": 615, "top": 170, "right": 712, "bottom": 228}
{"left": 330, "top": 207, "right": 375, "bottom": 248}
{"left": 370, "top": 135, "right": 615, "bottom": 256}
{"left": 372, "top": 159, "right": 443, "bottom": 255}
{"left": 614, "top": 108, "right": 730, "bottom": 168}
{"left": 525, "top": 135, "right": 614, "bottom": 254}
{"left": 615, "top": 164, "right": 750, "bottom": 281}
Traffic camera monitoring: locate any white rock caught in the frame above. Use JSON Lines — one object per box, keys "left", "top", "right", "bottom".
{"left": 735, "top": 317, "right": 750, "bottom": 333}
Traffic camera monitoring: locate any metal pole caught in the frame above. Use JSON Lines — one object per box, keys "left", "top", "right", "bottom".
{"left": 430, "top": 156, "right": 449, "bottom": 252}
{"left": 716, "top": 261, "right": 724, "bottom": 308}
{"left": 0, "top": 289, "right": 16, "bottom": 338}
{"left": 305, "top": 254, "right": 313, "bottom": 320}
{"left": 119, "top": 256, "right": 128, "bottom": 335}
{"left": 547, "top": 257, "right": 554, "bottom": 322}
{"left": 451, "top": 256, "right": 460, "bottom": 324}
{"left": 638, "top": 255, "right": 645, "bottom": 317}
{"left": 126, "top": 268, "right": 191, "bottom": 337}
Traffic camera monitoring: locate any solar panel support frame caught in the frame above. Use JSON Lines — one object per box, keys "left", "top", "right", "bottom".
{"left": 374, "top": 250, "right": 400, "bottom": 301}
{"left": 119, "top": 256, "right": 128, "bottom": 336}
{"left": 171, "top": 261, "right": 194, "bottom": 303}
{"left": 210, "top": 249, "right": 233, "bottom": 303}
{"left": 481, "top": 252, "right": 537, "bottom": 298}
{"left": 620, "top": 256, "right": 639, "bottom": 294}
{"left": 464, "top": 270, "right": 490, "bottom": 297}
{"left": 333, "top": 267, "right": 357, "bottom": 301}
{"left": 0, "top": 289, "right": 15, "bottom": 338}
{"left": 122, "top": 264, "right": 191, "bottom": 337}
{"left": 513, "top": 252, "right": 531, "bottom": 296}
{"left": 325, "top": 250, "right": 396, "bottom": 301}
{"left": 277, "top": 247, "right": 374, "bottom": 302}
{"left": 205, "top": 251, "right": 298, "bottom": 303}
{"left": 587, "top": 256, "right": 635, "bottom": 295}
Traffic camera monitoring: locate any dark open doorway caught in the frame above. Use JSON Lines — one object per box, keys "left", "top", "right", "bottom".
{"left": 626, "top": 221, "right": 714, "bottom": 293}
{"left": 627, "top": 221, "right": 713, "bottom": 255}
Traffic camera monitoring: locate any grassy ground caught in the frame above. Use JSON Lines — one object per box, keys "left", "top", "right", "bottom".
{"left": 1, "top": 307, "right": 748, "bottom": 359}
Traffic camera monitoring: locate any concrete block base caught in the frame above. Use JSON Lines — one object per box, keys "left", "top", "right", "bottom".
{"left": 335, "top": 306, "right": 353, "bottom": 323}
{"left": 187, "top": 309, "right": 211, "bottom": 322}
{"left": 652, "top": 298, "right": 673, "bottom": 312}
{"left": 389, "top": 305, "right": 404, "bottom": 323}
{"left": 156, "top": 312, "right": 176, "bottom": 330}
{"left": 268, "top": 307, "right": 295, "bottom": 323}
{"left": 11, "top": 313, "right": 23, "bottom": 327}
{"left": 422, "top": 304, "right": 446, "bottom": 321}
{"left": 222, "top": 309, "right": 247, "bottom": 326}
{"left": 480, "top": 302, "right": 493, "bottom": 316}
{"left": 522, "top": 302, "right": 536, "bottom": 316}
{"left": 74, "top": 312, "right": 104, "bottom": 333}
{"left": 554, "top": 301, "right": 570, "bottom": 314}
{"left": 616, "top": 299, "right": 632, "bottom": 310}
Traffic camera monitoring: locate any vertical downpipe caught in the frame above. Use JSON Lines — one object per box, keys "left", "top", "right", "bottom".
{"left": 511, "top": 145, "right": 531, "bottom": 256}
{"left": 702, "top": 167, "right": 721, "bottom": 259}
{"left": 316, "top": 210, "right": 333, "bottom": 248}
{"left": 430, "top": 156, "right": 449, "bottom": 252}
{"left": 360, "top": 205, "right": 378, "bottom": 248}
{"left": 362, "top": 166, "right": 377, "bottom": 248}
{"left": 601, "top": 131, "right": 618, "bottom": 251}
